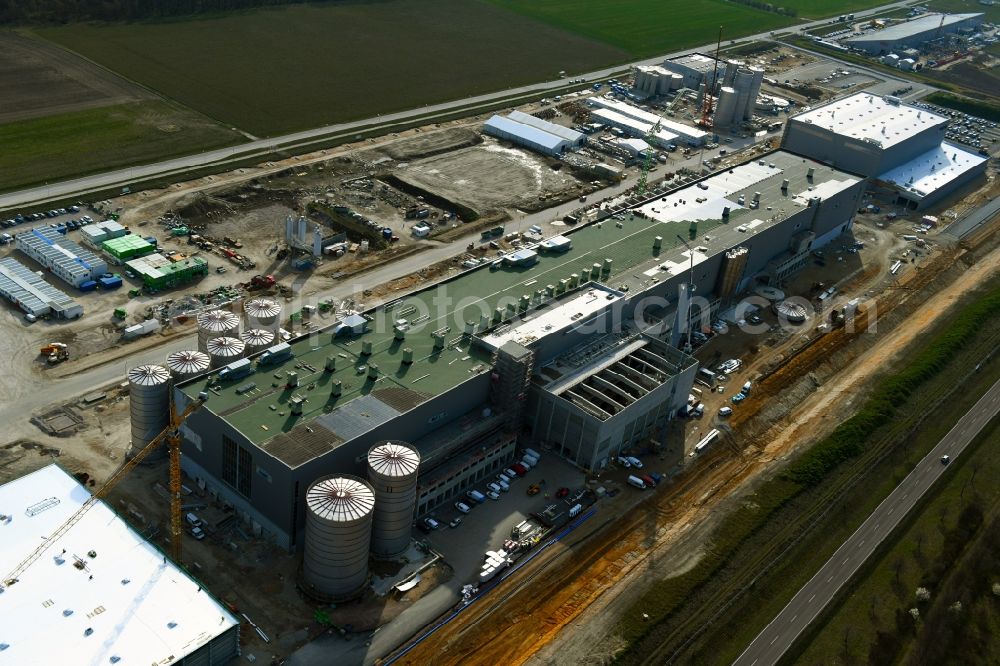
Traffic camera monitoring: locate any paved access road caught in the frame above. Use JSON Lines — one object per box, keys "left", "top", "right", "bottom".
{"left": 733, "top": 376, "right": 1000, "bottom": 666}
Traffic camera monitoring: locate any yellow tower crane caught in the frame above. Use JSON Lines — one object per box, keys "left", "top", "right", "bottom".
{"left": 3, "top": 392, "right": 208, "bottom": 588}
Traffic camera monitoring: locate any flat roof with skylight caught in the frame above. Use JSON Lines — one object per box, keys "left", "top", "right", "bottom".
{"left": 789, "top": 92, "right": 947, "bottom": 149}
{"left": 0, "top": 465, "right": 240, "bottom": 666}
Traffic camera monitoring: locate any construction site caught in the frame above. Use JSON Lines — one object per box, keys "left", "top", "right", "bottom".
{"left": 1, "top": 31, "right": 999, "bottom": 666}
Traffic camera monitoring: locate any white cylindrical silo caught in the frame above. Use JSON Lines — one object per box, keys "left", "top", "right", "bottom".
{"left": 367, "top": 442, "right": 420, "bottom": 560}
{"left": 206, "top": 336, "right": 246, "bottom": 369}
{"left": 240, "top": 328, "right": 275, "bottom": 356}
{"left": 302, "top": 475, "right": 375, "bottom": 601}
{"left": 166, "top": 350, "right": 211, "bottom": 381}
{"left": 715, "top": 86, "right": 739, "bottom": 127}
{"left": 197, "top": 310, "right": 240, "bottom": 352}
{"left": 244, "top": 298, "right": 282, "bottom": 332}
{"left": 128, "top": 364, "right": 171, "bottom": 455}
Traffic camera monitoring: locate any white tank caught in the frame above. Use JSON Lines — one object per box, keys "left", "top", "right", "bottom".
{"left": 244, "top": 298, "right": 282, "bottom": 332}
{"left": 127, "top": 364, "right": 171, "bottom": 455}
{"left": 206, "top": 336, "right": 246, "bottom": 369}
{"left": 197, "top": 310, "right": 240, "bottom": 352}
{"left": 774, "top": 299, "right": 808, "bottom": 324}
{"left": 240, "top": 328, "right": 275, "bottom": 356}
{"left": 302, "top": 475, "right": 375, "bottom": 601}
{"left": 715, "top": 86, "right": 739, "bottom": 127}
{"left": 165, "top": 350, "right": 211, "bottom": 381}
{"left": 366, "top": 442, "right": 420, "bottom": 560}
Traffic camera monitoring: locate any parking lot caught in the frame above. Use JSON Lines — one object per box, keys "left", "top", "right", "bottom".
{"left": 422, "top": 453, "right": 587, "bottom": 585}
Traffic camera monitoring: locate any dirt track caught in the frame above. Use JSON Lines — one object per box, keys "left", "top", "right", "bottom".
{"left": 391, "top": 226, "right": 1000, "bottom": 666}
{"left": 0, "top": 31, "right": 151, "bottom": 124}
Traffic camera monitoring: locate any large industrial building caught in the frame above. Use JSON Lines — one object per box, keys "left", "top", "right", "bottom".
{"left": 170, "top": 148, "right": 863, "bottom": 550}
{"left": 588, "top": 97, "right": 708, "bottom": 145}
{"left": 844, "top": 13, "right": 984, "bottom": 54}
{"left": 15, "top": 226, "right": 108, "bottom": 288}
{"left": 782, "top": 92, "right": 988, "bottom": 209}
{"left": 126, "top": 253, "right": 209, "bottom": 290}
{"left": 0, "top": 257, "right": 83, "bottom": 319}
{"left": 0, "top": 465, "right": 241, "bottom": 665}
{"left": 483, "top": 111, "right": 585, "bottom": 156}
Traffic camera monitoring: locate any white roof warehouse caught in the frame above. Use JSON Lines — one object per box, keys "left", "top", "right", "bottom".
{"left": 0, "top": 465, "right": 240, "bottom": 665}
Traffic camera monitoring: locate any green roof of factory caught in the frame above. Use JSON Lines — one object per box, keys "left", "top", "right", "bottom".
{"left": 180, "top": 151, "right": 858, "bottom": 453}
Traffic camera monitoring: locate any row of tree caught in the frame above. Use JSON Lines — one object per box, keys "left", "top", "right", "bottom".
{"left": 0, "top": 0, "right": 323, "bottom": 24}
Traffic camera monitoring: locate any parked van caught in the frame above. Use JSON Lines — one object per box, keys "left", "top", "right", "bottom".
{"left": 421, "top": 517, "right": 440, "bottom": 532}
{"left": 616, "top": 456, "right": 631, "bottom": 468}
{"left": 520, "top": 458, "right": 534, "bottom": 471}
{"left": 568, "top": 504, "right": 583, "bottom": 518}
{"left": 524, "top": 448, "right": 541, "bottom": 460}
{"left": 466, "top": 490, "right": 486, "bottom": 504}
{"left": 455, "top": 501, "right": 471, "bottom": 514}
{"left": 627, "top": 475, "right": 646, "bottom": 489}
{"left": 487, "top": 482, "right": 502, "bottom": 495}
{"left": 742, "top": 381, "right": 753, "bottom": 394}
{"left": 626, "top": 456, "right": 643, "bottom": 469}
{"left": 497, "top": 480, "right": 510, "bottom": 492}
{"left": 185, "top": 513, "right": 202, "bottom": 529}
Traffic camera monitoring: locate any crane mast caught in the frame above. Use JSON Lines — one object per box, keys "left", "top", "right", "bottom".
{"left": 3, "top": 393, "right": 207, "bottom": 587}
{"left": 699, "top": 26, "right": 724, "bottom": 129}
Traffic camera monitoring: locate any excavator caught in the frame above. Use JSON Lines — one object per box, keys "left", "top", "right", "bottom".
{"left": 2, "top": 391, "right": 208, "bottom": 589}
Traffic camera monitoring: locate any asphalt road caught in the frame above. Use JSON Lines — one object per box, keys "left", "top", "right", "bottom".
{"left": 733, "top": 375, "right": 1000, "bottom": 666}
{"left": 0, "top": 0, "right": 914, "bottom": 212}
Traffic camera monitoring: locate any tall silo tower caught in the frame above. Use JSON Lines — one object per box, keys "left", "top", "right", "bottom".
{"left": 166, "top": 350, "right": 211, "bottom": 381}
{"left": 127, "top": 364, "right": 171, "bottom": 457}
{"left": 240, "top": 328, "right": 275, "bottom": 356}
{"left": 302, "top": 475, "right": 375, "bottom": 601}
{"left": 206, "top": 336, "right": 245, "bottom": 369}
{"left": 366, "top": 442, "right": 420, "bottom": 559}
{"left": 244, "top": 298, "right": 282, "bottom": 333}
{"left": 197, "top": 310, "right": 240, "bottom": 353}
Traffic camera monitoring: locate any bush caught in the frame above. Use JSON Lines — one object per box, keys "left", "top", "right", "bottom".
{"left": 783, "top": 286, "right": 1000, "bottom": 486}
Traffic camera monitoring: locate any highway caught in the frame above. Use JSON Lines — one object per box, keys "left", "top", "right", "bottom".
{"left": 0, "top": 1, "right": 914, "bottom": 212}
{"left": 733, "top": 375, "right": 1000, "bottom": 666}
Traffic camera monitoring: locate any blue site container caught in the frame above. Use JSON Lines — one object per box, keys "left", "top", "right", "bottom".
{"left": 99, "top": 275, "right": 123, "bottom": 289}
{"left": 79, "top": 280, "right": 98, "bottom": 292}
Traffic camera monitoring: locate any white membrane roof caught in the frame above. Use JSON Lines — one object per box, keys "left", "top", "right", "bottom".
{"left": 878, "top": 142, "right": 987, "bottom": 199}
{"left": 0, "top": 465, "right": 239, "bottom": 666}
{"left": 791, "top": 92, "right": 947, "bottom": 148}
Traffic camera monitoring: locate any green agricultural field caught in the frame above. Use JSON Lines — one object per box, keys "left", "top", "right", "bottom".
{"left": 487, "top": 0, "right": 797, "bottom": 55}
{"left": 35, "top": 0, "right": 628, "bottom": 137}
{"left": 760, "top": 0, "right": 886, "bottom": 18}
{"left": 0, "top": 101, "right": 243, "bottom": 192}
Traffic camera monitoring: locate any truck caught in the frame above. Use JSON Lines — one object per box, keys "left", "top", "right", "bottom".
{"left": 697, "top": 368, "right": 717, "bottom": 387}
{"left": 247, "top": 274, "right": 276, "bottom": 290}
{"left": 258, "top": 342, "right": 292, "bottom": 365}
{"left": 40, "top": 342, "right": 69, "bottom": 364}
{"left": 627, "top": 475, "right": 646, "bottom": 490}
{"left": 123, "top": 319, "right": 161, "bottom": 339}
{"left": 218, "top": 358, "right": 253, "bottom": 381}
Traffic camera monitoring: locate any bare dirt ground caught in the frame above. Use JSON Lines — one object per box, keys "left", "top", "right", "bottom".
{"left": 393, "top": 141, "right": 587, "bottom": 215}
{"left": 0, "top": 31, "right": 152, "bottom": 124}
{"left": 390, "top": 210, "right": 1000, "bottom": 666}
